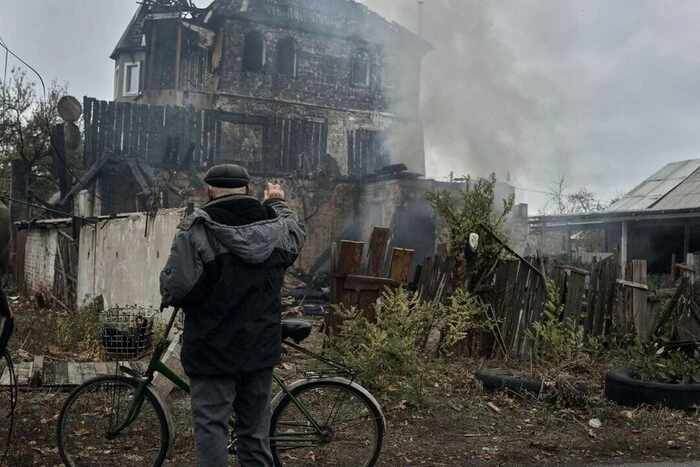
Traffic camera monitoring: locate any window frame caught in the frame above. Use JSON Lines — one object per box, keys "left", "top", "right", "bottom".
{"left": 276, "top": 37, "right": 298, "bottom": 78}
{"left": 123, "top": 61, "right": 141, "bottom": 96}
{"left": 242, "top": 31, "right": 267, "bottom": 73}
{"left": 382, "top": 55, "right": 398, "bottom": 89}
{"left": 351, "top": 50, "right": 371, "bottom": 87}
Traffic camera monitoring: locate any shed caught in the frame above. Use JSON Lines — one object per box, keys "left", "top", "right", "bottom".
{"left": 529, "top": 159, "right": 700, "bottom": 273}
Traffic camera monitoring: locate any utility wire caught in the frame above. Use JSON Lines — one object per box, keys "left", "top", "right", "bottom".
{"left": 0, "top": 194, "right": 97, "bottom": 224}
{"left": 513, "top": 186, "right": 549, "bottom": 195}
{"left": 0, "top": 39, "right": 114, "bottom": 208}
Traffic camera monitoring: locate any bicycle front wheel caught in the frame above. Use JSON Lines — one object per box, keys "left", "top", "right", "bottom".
{"left": 270, "top": 380, "right": 384, "bottom": 467}
{"left": 56, "top": 375, "right": 169, "bottom": 467}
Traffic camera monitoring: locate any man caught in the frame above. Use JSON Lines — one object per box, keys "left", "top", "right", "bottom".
{"left": 160, "top": 164, "right": 305, "bottom": 466}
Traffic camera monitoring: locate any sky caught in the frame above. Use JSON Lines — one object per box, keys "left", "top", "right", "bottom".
{"left": 2, "top": 0, "right": 700, "bottom": 212}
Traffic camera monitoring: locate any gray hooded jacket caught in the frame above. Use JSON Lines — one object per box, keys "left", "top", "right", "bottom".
{"left": 160, "top": 196, "right": 305, "bottom": 376}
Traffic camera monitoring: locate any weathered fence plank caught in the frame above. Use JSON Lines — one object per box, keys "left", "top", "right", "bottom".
{"left": 366, "top": 227, "right": 390, "bottom": 277}
{"left": 563, "top": 270, "right": 586, "bottom": 321}
{"left": 387, "top": 248, "right": 415, "bottom": 283}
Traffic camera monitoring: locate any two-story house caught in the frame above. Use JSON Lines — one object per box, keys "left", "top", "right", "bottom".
{"left": 110, "top": 0, "right": 432, "bottom": 176}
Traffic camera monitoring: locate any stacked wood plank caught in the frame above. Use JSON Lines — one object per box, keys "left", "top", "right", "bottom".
{"left": 0, "top": 357, "right": 146, "bottom": 389}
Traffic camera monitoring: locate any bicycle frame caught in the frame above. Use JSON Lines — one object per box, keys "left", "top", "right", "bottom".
{"left": 110, "top": 307, "right": 359, "bottom": 447}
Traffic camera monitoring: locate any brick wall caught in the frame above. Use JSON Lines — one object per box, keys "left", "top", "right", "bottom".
{"left": 217, "top": 18, "right": 421, "bottom": 116}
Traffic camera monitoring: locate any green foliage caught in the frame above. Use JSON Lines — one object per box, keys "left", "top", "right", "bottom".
{"left": 629, "top": 344, "right": 700, "bottom": 385}
{"left": 1, "top": 274, "right": 18, "bottom": 296}
{"left": 527, "top": 281, "right": 584, "bottom": 366}
{"left": 425, "top": 172, "right": 514, "bottom": 255}
{"left": 325, "top": 287, "right": 486, "bottom": 407}
{"left": 543, "top": 279, "right": 563, "bottom": 318}
{"left": 429, "top": 287, "right": 490, "bottom": 356}
{"left": 0, "top": 67, "right": 78, "bottom": 202}
{"left": 528, "top": 311, "right": 584, "bottom": 365}
{"left": 50, "top": 297, "right": 103, "bottom": 360}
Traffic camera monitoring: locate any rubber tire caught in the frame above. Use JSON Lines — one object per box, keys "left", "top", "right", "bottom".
{"left": 476, "top": 368, "right": 588, "bottom": 396}
{"left": 270, "top": 380, "right": 384, "bottom": 467}
{"left": 56, "top": 375, "right": 170, "bottom": 467}
{"left": 604, "top": 366, "right": 700, "bottom": 410}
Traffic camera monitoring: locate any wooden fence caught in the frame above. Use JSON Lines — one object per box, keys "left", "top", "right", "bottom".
{"left": 83, "top": 97, "right": 329, "bottom": 174}
{"left": 326, "top": 227, "right": 415, "bottom": 333}
{"left": 487, "top": 259, "right": 548, "bottom": 358}
{"left": 53, "top": 233, "right": 79, "bottom": 310}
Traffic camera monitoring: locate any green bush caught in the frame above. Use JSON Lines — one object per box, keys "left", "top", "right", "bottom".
{"left": 425, "top": 172, "right": 514, "bottom": 256}
{"left": 51, "top": 297, "right": 103, "bottom": 360}
{"left": 527, "top": 281, "right": 585, "bottom": 367}
{"left": 629, "top": 344, "right": 700, "bottom": 385}
{"left": 325, "top": 287, "right": 485, "bottom": 406}
{"left": 427, "top": 287, "right": 490, "bottom": 356}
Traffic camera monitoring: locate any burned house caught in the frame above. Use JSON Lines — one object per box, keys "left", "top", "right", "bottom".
{"left": 71, "top": 0, "right": 440, "bottom": 274}
{"left": 11, "top": 0, "right": 530, "bottom": 311}
{"left": 109, "top": 0, "right": 431, "bottom": 177}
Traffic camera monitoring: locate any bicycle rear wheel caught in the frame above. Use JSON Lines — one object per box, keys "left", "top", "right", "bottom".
{"left": 56, "top": 375, "right": 169, "bottom": 467}
{"left": 270, "top": 379, "right": 384, "bottom": 467}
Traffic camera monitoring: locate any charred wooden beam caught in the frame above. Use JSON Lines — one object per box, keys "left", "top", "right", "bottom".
{"left": 57, "top": 154, "right": 111, "bottom": 208}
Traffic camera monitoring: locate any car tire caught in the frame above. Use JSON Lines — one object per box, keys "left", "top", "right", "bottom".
{"left": 476, "top": 368, "right": 587, "bottom": 396}
{"left": 604, "top": 366, "right": 700, "bottom": 410}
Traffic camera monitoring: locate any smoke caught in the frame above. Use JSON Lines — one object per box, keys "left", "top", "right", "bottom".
{"left": 359, "top": 1, "right": 532, "bottom": 179}
{"left": 359, "top": 0, "right": 569, "bottom": 188}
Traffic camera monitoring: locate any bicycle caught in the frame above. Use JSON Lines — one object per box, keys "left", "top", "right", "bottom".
{"left": 55, "top": 307, "right": 385, "bottom": 466}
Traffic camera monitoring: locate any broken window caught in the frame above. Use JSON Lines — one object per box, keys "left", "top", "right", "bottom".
{"left": 123, "top": 62, "right": 141, "bottom": 96}
{"left": 351, "top": 50, "right": 371, "bottom": 87}
{"left": 382, "top": 55, "right": 398, "bottom": 89}
{"left": 276, "top": 37, "right": 297, "bottom": 77}
{"left": 242, "top": 31, "right": 266, "bottom": 72}
{"left": 347, "top": 128, "right": 384, "bottom": 176}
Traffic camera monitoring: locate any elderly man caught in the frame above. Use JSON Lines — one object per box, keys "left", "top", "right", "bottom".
{"left": 160, "top": 164, "right": 305, "bottom": 466}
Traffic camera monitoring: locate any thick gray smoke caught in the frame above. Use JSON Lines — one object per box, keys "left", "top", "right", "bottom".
{"left": 359, "top": 0, "right": 700, "bottom": 212}
{"left": 360, "top": 0, "right": 554, "bottom": 184}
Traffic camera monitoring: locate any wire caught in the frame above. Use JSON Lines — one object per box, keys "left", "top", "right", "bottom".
{"left": 0, "top": 39, "right": 115, "bottom": 209}
{"left": 0, "top": 194, "right": 98, "bottom": 224}
{"left": 513, "top": 186, "right": 549, "bottom": 195}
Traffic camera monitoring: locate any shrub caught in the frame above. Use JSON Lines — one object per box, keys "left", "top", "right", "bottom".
{"left": 425, "top": 172, "right": 514, "bottom": 256}
{"left": 325, "top": 286, "right": 485, "bottom": 406}
{"left": 53, "top": 296, "right": 103, "bottom": 360}
{"left": 526, "top": 280, "right": 591, "bottom": 378}
{"left": 629, "top": 344, "right": 700, "bottom": 385}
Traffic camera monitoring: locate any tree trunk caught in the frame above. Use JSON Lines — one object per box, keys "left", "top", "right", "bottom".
{"left": 10, "top": 159, "right": 31, "bottom": 223}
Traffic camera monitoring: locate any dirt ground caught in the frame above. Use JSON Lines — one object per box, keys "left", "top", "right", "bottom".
{"left": 1, "top": 299, "right": 699, "bottom": 466}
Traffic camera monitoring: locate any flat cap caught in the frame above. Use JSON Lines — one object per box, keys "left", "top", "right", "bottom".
{"left": 204, "top": 164, "right": 250, "bottom": 188}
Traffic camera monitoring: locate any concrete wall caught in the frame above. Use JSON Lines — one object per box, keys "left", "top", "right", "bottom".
{"left": 76, "top": 209, "right": 184, "bottom": 310}
{"left": 24, "top": 229, "right": 58, "bottom": 293}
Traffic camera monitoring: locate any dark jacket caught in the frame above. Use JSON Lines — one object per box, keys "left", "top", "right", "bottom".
{"left": 159, "top": 195, "right": 305, "bottom": 376}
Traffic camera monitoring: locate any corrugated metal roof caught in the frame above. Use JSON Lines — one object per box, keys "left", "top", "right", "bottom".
{"left": 605, "top": 159, "right": 700, "bottom": 212}
{"left": 652, "top": 162, "right": 700, "bottom": 210}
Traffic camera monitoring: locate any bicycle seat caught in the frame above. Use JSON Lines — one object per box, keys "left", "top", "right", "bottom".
{"left": 281, "top": 319, "right": 312, "bottom": 343}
